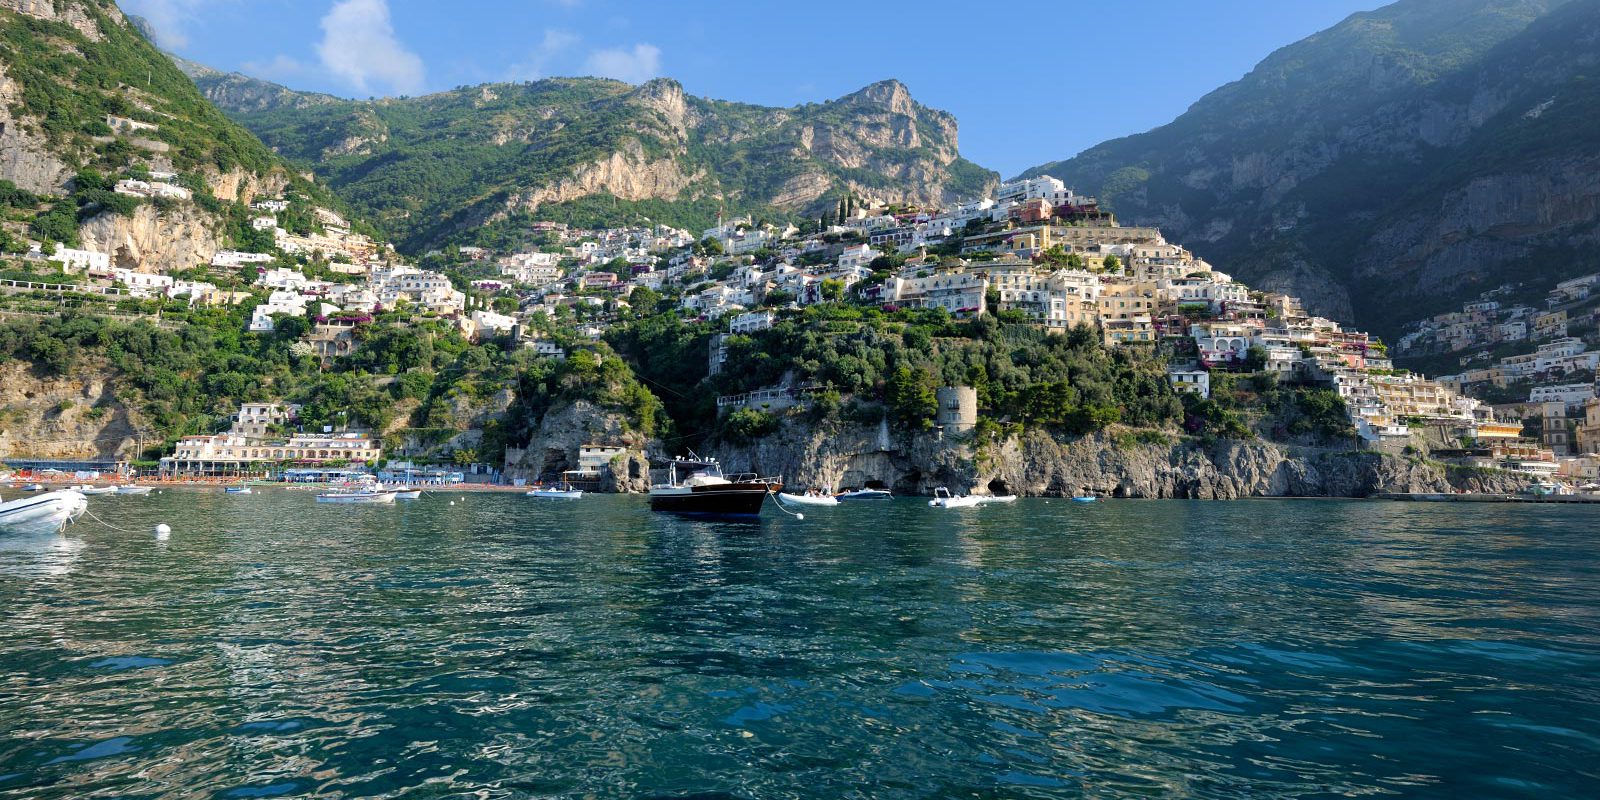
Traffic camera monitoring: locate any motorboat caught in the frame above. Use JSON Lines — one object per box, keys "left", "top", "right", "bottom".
{"left": 80, "top": 486, "right": 117, "bottom": 496}
{"left": 526, "top": 485, "right": 583, "bottom": 499}
{"left": 1071, "top": 495, "right": 1098, "bottom": 504}
{"left": 0, "top": 489, "right": 89, "bottom": 535}
{"left": 778, "top": 492, "right": 839, "bottom": 507}
{"left": 928, "top": 487, "right": 983, "bottom": 509}
{"left": 225, "top": 486, "right": 253, "bottom": 495}
{"left": 392, "top": 489, "right": 423, "bottom": 500}
{"left": 116, "top": 485, "right": 153, "bottom": 495}
{"left": 21, "top": 483, "right": 43, "bottom": 492}
{"left": 835, "top": 487, "right": 892, "bottom": 501}
{"left": 316, "top": 488, "right": 396, "bottom": 504}
{"left": 527, "top": 472, "right": 584, "bottom": 500}
{"left": 649, "top": 455, "right": 779, "bottom": 518}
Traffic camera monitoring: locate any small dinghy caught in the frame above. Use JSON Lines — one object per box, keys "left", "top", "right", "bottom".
{"left": 975, "top": 494, "right": 1018, "bottom": 505}
{"left": 1071, "top": 495, "right": 1097, "bottom": 504}
{"left": 80, "top": 486, "right": 117, "bottom": 496}
{"left": 392, "top": 489, "right": 422, "bottom": 500}
{"left": 225, "top": 486, "right": 253, "bottom": 495}
{"left": 0, "top": 489, "right": 89, "bottom": 535}
{"left": 778, "top": 492, "right": 839, "bottom": 507}
{"left": 116, "top": 485, "right": 153, "bottom": 496}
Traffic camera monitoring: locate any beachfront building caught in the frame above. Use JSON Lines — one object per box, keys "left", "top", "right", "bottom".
{"left": 159, "top": 402, "right": 381, "bottom": 477}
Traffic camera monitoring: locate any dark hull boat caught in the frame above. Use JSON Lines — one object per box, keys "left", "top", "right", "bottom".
{"left": 649, "top": 456, "right": 780, "bottom": 519}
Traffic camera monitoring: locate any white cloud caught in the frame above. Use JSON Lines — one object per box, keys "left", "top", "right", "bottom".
{"left": 315, "top": 0, "right": 425, "bottom": 96}
{"left": 583, "top": 43, "right": 661, "bottom": 85}
{"left": 123, "top": 0, "right": 210, "bottom": 49}
{"left": 507, "top": 28, "right": 580, "bottom": 82}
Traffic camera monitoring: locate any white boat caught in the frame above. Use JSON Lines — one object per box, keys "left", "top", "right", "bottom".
{"left": 116, "top": 485, "right": 153, "bottom": 495}
{"left": 316, "top": 490, "right": 395, "bottom": 504}
{"left": 0, "top": 489, "right": 89, "bottom": 535}
{"left": 225, "top": 486, "right": 253, "bottom": 495}
{"left": 392, "top": 489, "right": 422, "bottom": 500}
{"left": 975, "top": 494, "right": 1019, "bottom": 504}
{"left": 21, "top": 484, "right": 43, "bottom": 492}
{"left": 778, "top": 492, "right": 839, "bottom": 507}
{"left": 836, "top": 487, "right": 892, "bottom": 501}
{"left": 80, "top": 486, "right": 117, "bottom": 496}
{"left": 928, "top": 487, "right": 982, "bottom": 508}
{"left": 526, "top": 486, "right": 583, "bottom": 499}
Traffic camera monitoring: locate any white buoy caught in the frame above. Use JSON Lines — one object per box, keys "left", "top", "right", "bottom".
{"left": 154, "top": 523, "right": 171, "bottom": 540}
{"left": 796, "top": 512, "right": 805, "bottom": 520}
{"left": 449, "top": 501, "right": 455, "bottom": 506}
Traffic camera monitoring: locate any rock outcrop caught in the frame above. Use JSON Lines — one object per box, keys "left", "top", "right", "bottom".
{"left": 503, "top": 400, "right": 651, "bottom": 492}
{"left": 0, "top": 360, "right": 139, "bottom": 461}
{"left": 78, "top": 204, "right": 225, "bottom": 272}
{"left": 712, "top": 418, "right": 1530, "bottom": 499}
{"left": 0, "top": 72, "right": 74, "bottom": 193}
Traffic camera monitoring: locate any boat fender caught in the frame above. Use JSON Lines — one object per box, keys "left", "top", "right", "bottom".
{"left": 154, "top": 523, "right": 171, "bottom": 538}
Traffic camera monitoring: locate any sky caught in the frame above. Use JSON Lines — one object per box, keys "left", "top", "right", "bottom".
{"left": 124, "top": 0, "right": 1385, "bottom": 177}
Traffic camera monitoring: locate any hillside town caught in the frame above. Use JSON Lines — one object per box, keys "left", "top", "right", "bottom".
{"left": 9, "top": 172, "right": 1600, "bottom": 487}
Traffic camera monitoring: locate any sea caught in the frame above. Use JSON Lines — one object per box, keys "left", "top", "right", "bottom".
{"left": 1, "top": 490, "right": 1597, "bottom": 798}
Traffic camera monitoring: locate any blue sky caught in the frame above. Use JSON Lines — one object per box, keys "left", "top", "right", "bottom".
{"left": 126, "top": 0, "right": 1384, "bottom": 177}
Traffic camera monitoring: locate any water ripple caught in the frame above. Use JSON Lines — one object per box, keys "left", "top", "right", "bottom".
{"left": 0, "top": 492, "right": 1597, "bottom": 797}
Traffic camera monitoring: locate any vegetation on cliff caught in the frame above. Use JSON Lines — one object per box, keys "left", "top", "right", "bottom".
{"left": 193, "top": 75, "right": 998, "bottom": 253}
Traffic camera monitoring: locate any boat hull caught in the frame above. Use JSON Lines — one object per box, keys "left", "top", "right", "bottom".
{"left": 650, "top": 483, "right": 775, "bottom": 518}
{"left": 316, "top": 492, "right": 396, "bottom": 504}
{"left": 779, "top": 493, "right": 839, "bottom": 507}
{"left": 392, "top": 490, "right": 422, "bottom": 500}
{"left": 0, "top": 490, "right": 89, "bottom": 535}
{"left": 116, "top": 486, "right": 153, "bottom": 495}
{"left": 526, "top": 489, "right": 582, "bottom": 500}
{"left": 837, "top": 489, "right": 891, "bottom": 501}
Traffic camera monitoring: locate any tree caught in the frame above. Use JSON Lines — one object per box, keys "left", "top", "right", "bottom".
{"left": 699, "top": 236, "right": 724, "bottom": 256}
{"left": 1102, "top": 255, "right": 1122, "bottom": 273}
{"left": 887, "top": 366, "right": 938, "bottom": 429}
{"left": 820, "top": 279, "right": 845, "bottom": 302}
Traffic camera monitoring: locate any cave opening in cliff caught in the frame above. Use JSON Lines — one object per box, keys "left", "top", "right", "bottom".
{"left": 987, "top": 478, "right": 1012, "bottom": 496}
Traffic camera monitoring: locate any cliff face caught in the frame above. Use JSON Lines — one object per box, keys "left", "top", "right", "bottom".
{"left": 0, "top": 360, "right": 139, "bottom": 461}
{"left": 503, "top": 399, "right": 652, "bottom": 492}
{"left": 78, "top": 203, "right": 225, "bottom": 271}
{"left": 1019, "top": 0, "right": 1600, "bottom": 335}
{"left": 196, "top": 75, "right": 998, "bottom": 251}
{"left": 712, "top": 419, "right": 1529, "bottom": 499}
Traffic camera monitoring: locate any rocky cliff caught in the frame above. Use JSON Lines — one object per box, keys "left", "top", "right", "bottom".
{"left": 1019, "top": 0, "right": 1600, "bottom": 336}
{"left": 712, "top": 418, "right": 1529, "bottom": 499}
{"left": 190, "top": 74, "right": 998, "bottom": 251}
{"left": 0, "top": 359, "right": 140, "bottom": 461}
{"left": 78, "top": 203, "right": 224, "bottom": 271}
{"left": 503, "top": 399, "right": 652, "bottom": 493}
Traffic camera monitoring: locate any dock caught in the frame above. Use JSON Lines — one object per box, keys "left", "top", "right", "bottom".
{"left": 1376, "top": 492, "right": 1600, "bottom": 504}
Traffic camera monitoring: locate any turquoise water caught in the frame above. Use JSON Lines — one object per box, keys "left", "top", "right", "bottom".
{"left": 2, "top": 491, "right": 1598, "bottom": 798}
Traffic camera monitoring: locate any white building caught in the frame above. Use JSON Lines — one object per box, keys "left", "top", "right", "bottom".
{"left": 212, "top": 250, "right": 275, "bottom": 269}
{"left": 729, "top": 310, "right": 776, "bottom": 334}
{"left": 50, "top": 244, "right": 109, "bottom": 273}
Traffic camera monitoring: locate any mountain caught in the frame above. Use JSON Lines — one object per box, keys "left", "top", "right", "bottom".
{"left": 1018, "top": 0, "right": 1600, "bottom": 337}
{"left": 185, "top": 74, "right": 998, "bottom": 252}
{"left": 0, "top": 0, "right": 305, "bottom": 196}
{"left": 0, "top": 0, "right": 343, "bottom": 267}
